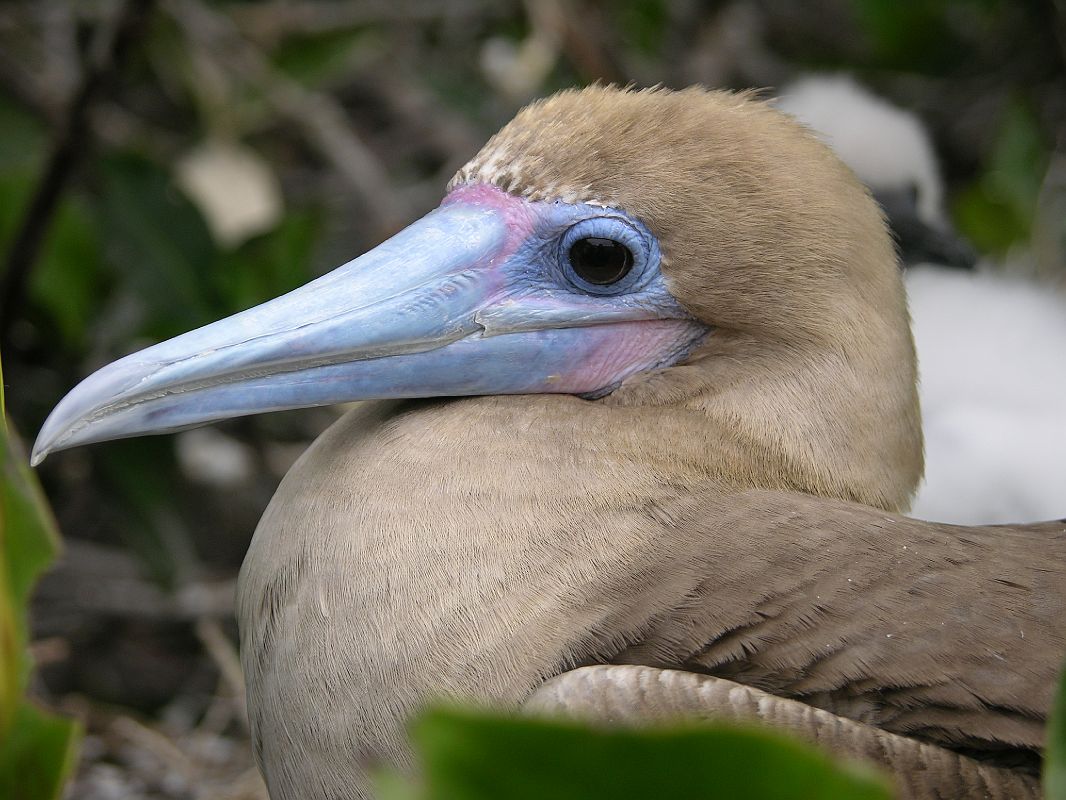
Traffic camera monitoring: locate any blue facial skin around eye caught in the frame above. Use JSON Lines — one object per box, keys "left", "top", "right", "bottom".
{"left": 498, "top": 201, "right": 691, "bottom": 324}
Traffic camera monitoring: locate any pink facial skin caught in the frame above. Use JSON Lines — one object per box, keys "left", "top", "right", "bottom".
{"left": 443, "top": 183, "right": 538, "bottom": 268}
{"left": 559, "top": 319, "right": 708, "bottom": 397}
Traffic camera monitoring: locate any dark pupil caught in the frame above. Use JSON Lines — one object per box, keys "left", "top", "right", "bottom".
{"left": 569, "top": 237, "right": 634, "bottom": 285}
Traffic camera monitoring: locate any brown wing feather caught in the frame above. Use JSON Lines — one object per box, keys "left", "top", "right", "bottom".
{"left": 526, "top": 665, "right": 1041, "bottom": 800}
{"left": 608, "top": 489, "right": 1066, "bottom": 770}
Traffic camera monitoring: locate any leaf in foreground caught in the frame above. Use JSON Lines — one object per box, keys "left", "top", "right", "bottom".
{"left": 1046, "top": 658, "right": 1066, "bottom": 800}
{"left": 0, "top": 703, "right": 79, "bottom": 800}
{"left": 379, "top": 707, "right": 892, "bottom": 800}
{"left": 0, "top": 361, "right": 81, "bottom": 800}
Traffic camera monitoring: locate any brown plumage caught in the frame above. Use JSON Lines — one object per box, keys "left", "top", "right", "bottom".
{"left": 527, "top": 666, "right": 1042, "bottom": 800}
{"left": 234, "top": 86, "right": 1066, "bottom": 800}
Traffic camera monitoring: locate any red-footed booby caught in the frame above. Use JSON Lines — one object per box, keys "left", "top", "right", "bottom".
{"left": 33, "top": 87, "right": 1066, "bottom": 800}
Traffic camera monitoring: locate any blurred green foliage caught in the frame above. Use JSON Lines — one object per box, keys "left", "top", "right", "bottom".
{"left": 617, "top": 0, "right": 669, "bottom": 56}
{"left": 376, "top": 708, "right": 892, "bottom": 800}
{"left": 0, "top": 84, "right": 322, "bottom": 594}
{"left": 98, "top": 153, "right": 218, "bottom": 336}
{"left": 0, "top": 95, "right": 46, "bottom": 173}
{"left": 273, "top": 28, "right": 381, "bottom": 86}
{"left": 0, "top": 100, "right": 106, "bottom": 353}
{"left": 0, "top": 109, "right": 320, "bottom": 352}
{"left": 1048, "top": 660, "right": 1066, "bottom": 800}
{"left": 0, "top": 704, "right": 80, "bottom": 800}
{"left": 0, "top": 0, "right": 1061, "bottom": 794}
{"left": 850, "top": 0, "right": 968, "bottom": 72}
{"left": 955, "top": 103, "right": 1050, "bottom": 255}
{"left": 28, "top": 195, "right": 106, "bottom": 351}
{"left": 843, "top": 0, "right": 1056, "bottom": 255}
{"left": 0, "top": 362, "right": 80, "bottom": 800}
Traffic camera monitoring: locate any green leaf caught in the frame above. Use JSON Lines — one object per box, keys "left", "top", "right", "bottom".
{"left": 0, "top": 358, "right": 81, "bottom": 797}
{"left": 1046, "top": 660, "right": 1066, "bottom": 800}
{"left": 0, "top": 384, "right": 62, "bottom": 713}
{"left": 954, "top": 102, "right": 1049, "bottom": 254}
{"left": 97, "top": 153, "right": 220, "bottom": 339}
{"left": 0, "top": 174, "right": 34, "bottom": 282}
{"left": 0, "top": 96, "right": 46, "bottom": 176}
{"left": 272, "top": 29, "right": 380, "bottom": 87}
{"left": 983, "top": 103, "right": 1047, "bottom": 223}
{"left": 28, "top": 195, "right": 108, "bottom": 351}
{"left": 0, "top": 702, "right": 80, "bottom": 800}
{"left": 618, "top": 0, "right": 669, "bottom": 56}
{"left": 212, "top": 209, "right": 320, "bottom": 315}
{"left": 93, "top": 438, "right": 185, "bottom": 589}
{"left": 850, "top": 0, "right": 944, "bottom": 67}
{"left": 395, "top": 708, "right": 892, "bottom": 800}
{"left": 846, "top": 0, "right": 989, "bottom": 72}
{"left": 0, "top": 171, "right": 107, "bottom": 354}
{"left": 373, "top": 769, "right": 423, "bottom": 800}
{"left": 954, "top": 185, "right": 1028, "bottom": 254}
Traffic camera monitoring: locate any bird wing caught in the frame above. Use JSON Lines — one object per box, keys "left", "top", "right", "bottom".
{"left": 586, "top": 490, "right": 1065, "bottom": 768}
{"left": 525, "top": 664, "right": 1040, "bottom": 800}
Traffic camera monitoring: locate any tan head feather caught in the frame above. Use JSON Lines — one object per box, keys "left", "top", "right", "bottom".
{"left": 454, "top": 86, "right": 922, "bottom": 510}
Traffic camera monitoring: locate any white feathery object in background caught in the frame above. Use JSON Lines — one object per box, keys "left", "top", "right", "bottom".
{"left": 778, "top": 76, "right": 945, "bottom": 226}
{"left": 778, "top": 75, "right": 1066, "bottom": 525}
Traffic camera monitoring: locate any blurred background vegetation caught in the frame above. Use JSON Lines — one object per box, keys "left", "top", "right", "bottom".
{"left": 0, "top": 0, "right": 1064, "bottom": 797}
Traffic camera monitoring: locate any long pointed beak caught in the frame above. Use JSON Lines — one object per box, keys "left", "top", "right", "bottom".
{"left": 33, "top": 189, "right": 706, "bottom": 464}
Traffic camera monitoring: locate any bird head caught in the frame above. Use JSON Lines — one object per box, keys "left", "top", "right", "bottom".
{"left": 32, "top": 86, "right": 921, "bottom": 509}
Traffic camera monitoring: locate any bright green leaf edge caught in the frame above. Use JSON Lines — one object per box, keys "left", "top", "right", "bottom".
{"left": 0, "top": 357, "right": 81, "bottom": 799}
{"left": 0, "top": 702, "right": 80, "bottom": 800}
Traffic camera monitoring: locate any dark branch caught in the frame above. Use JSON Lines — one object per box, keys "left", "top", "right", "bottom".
{"left": 0, "top": 0, "right": 155, "bottom": 353}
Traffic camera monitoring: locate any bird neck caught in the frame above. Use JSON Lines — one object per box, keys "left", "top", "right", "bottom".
{"left": 605, "top": 320, "right": 923, "bottom": 512}
{"left": 238, "top": 290, "right": 923, "bottom": 798}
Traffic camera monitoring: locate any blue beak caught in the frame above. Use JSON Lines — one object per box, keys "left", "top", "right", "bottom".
{"left": 33, "top": 187, "right": 706, "bottom": 465}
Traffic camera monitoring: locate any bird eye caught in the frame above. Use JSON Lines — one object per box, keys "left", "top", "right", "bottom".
{"left": 568, "top": 237, "right": 634, "bottom": 285}
{"left": 558, "top": 213, "right": 654, "bottom": 295}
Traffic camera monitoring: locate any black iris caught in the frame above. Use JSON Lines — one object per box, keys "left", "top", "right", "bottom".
{"left": 568, "top": 237, "right": 634, "bottom": 285}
